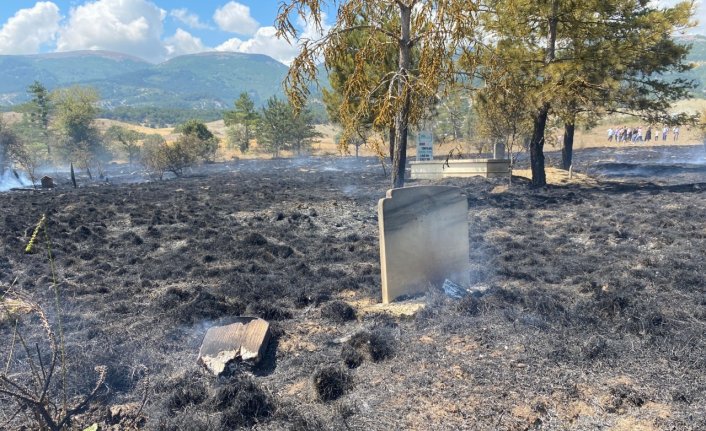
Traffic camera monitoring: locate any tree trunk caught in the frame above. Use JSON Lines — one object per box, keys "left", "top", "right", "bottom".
{"left": 562, "top": 122, "right": 575, "bottom": 170}
{"left": 391, "top": 3, "right": 412, "bottom": 189}
{"left": 530, "top": 0, "right": 558, "bottom": 188}
{"left": 530, "top": 103, "right": 549, "bottom": 187}
{"left": 388, "top": 127, "right": 395, "bottom": 162}
{"left": 0, "top": 132, "right": 8, "bottom": 177}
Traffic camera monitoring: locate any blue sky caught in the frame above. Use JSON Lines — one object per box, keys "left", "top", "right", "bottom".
{"left": 0, "top": 1, "right": 327, "bottom": 64}
{"left": 0, "top": 1, "right": 703, "bottom": 64}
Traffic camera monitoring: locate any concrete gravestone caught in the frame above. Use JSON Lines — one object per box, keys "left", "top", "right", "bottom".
{"left": 417, "top": 130, "right": 433, "bottom": 161}
{"left": 378, "top": 186, "right": 470, "bottom": 303}
{"left": 493, "top": 142, "right": 506, "bottom": 159}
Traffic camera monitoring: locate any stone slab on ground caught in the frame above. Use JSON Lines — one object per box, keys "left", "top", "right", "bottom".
{"left": 378, "top": 185, "right": 470, "bottom": 303}
{"left": 198, "top": 317, "right": 270, "bottom": 375}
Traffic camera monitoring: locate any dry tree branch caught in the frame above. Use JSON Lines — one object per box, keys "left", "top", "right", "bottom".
{"left": 4, "top": 320, "right": 18, "bottom": 375}
{"left": 126, "top": 366, "right": 150, "bottom": 428}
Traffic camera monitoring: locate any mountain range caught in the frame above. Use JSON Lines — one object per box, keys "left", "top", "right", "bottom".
{"left": 0, "top": 50, "right": 290, "bottom": 111}
{"left": 0, "top": 35, "right": 705, "bottom": 119}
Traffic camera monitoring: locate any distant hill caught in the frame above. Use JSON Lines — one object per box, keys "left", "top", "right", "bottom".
{"left": 0, "top": 51, "right": 147, "bottom": 105}
{"left": 0, "top": 50, "right": 290, "bottom": 112}
{"left": 6, "top": 38, "right": 701, "bottom": 125}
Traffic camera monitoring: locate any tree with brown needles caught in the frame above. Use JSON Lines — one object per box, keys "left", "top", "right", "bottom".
{"left": 276, "top": 0, "right": 480, "bottom": 188}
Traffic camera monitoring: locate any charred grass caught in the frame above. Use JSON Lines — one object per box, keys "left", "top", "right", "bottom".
{"left": 0, "top": 154, "right": 705, "bottom": 429}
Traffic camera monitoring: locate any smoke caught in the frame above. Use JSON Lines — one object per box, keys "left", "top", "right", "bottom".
{"left": 0, "top": 169, "right": 31, "bottom": 192}
{"left": 579, "top": 145, "right": 706, "bottom": 183}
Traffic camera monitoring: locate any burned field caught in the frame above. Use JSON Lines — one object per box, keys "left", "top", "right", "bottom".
{"left": 0, "top": 147, "right": 705, "bottom": 430}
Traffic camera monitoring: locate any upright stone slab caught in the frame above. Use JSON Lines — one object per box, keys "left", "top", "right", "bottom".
{"left": 493, "top": 142, "right": 506, "bottom": 159}
{"left": 378, "top": 186, "right": 470, "bottom": 303}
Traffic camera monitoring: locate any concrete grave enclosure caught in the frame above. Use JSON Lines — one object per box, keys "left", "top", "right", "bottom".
{"left": 410, "top": 159, "right": 511, "bottom": 180}
{"left": 378, "top": 185, "right": 471, "bottom": 303}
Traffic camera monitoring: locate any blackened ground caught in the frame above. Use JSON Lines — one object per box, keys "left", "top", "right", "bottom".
{"left": 0, "top": 148, "right": 704, "bottom": 430}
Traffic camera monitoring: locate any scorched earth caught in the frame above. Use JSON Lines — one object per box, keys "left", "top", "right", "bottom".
{"left": 0, "top": 145, "right": 705, "bottom": 430}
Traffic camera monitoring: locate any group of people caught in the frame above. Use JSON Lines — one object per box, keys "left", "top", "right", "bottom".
{"left": 607, "top": 126, "right": 680, "bottom": 143}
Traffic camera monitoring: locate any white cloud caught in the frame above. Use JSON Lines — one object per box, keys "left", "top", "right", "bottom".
{"left": 229, "top": 26, "right": 298, "bottom": 63}
{"left": 213, "top": 2, "right": 259, "bottom": 35}
{"left": 0, "top": 2, "right": 61, "bottom": 55}
{"left": 214, "top": 14, "right": 329, "bottom": 65}
{"left": 165, "top": 28, "right": 209, "bottom": 58}
{"left": 57, "top": 0, "right": 166, "bottom": 61}
{"left": 170, "top": 8, "right": 210, "bottom": 30}
{"left": 215, "top": 37, "right": 243, "bottom": 52}
{"left": 298, "top": 12, "right": 330, "bottom": 42}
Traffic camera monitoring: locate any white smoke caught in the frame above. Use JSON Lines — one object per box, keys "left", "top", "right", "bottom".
{"left": 0, "top": 168, "right": 31, "bottom": 191}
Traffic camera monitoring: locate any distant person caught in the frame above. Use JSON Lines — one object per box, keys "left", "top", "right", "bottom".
{"left": 608, "top": 127, "right": 614, "bottom": 142}
{"left": 673, "top": 126, "right": 679, "bottom": 141}
{"left": 637, "top": 127, "right": 643, "bottom": 142}
{"left": 662, "top": 126, "right": 669, "bottom": 141}
{"left": 654, "top": 127, "right": 659, "bottom": 141}
{"left": 645, "top": 127, "right": 651, "bottom": 141}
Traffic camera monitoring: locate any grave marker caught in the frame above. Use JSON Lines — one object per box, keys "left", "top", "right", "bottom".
{"left": 417, "top": 131, "right": 433, "bottom": 161}
{"left": 493, "top": 142, "right": 506, "bottom": 159}
{"left": 378, "top": 186, "right": 470, "bottom": 303}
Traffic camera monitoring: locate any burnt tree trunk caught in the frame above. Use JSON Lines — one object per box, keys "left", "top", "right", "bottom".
{"left": 388, "top": 127, "right": 395, "bottom": 163}
{"left": 529, "top": 0, "right": 558, "bottom": 187}
{"left": 562, "top": 122, "right": 575, "bottom": 170}
{"left": 392, "top": 3, "right": 412, "bottom": 189}
{"left": 530, "top": 103, "right": 549, "bottom": 187}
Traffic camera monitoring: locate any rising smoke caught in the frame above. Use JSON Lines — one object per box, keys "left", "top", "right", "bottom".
{"left": 0, "top": 153, "right": 31, "bottom": 191}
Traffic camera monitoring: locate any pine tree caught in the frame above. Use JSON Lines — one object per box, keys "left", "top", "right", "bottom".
{"left": 474, "top": 0, "right": 695, "bottom": 185}
{"left": 224, "top": 92, "right": 260, "bottom": 153}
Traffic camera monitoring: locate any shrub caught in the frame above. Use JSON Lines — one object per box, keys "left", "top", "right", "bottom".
{"left": 141, "top": 129, "right": 218, "bottom": 179}
{"left": 311, "top": 366, "right": 352, "bottom": 402}
{"left": 321, "top": 300, "right": 356, "bottom": 323}
{"left": 213, "top": 377, "right": 273, "bottom": 428}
